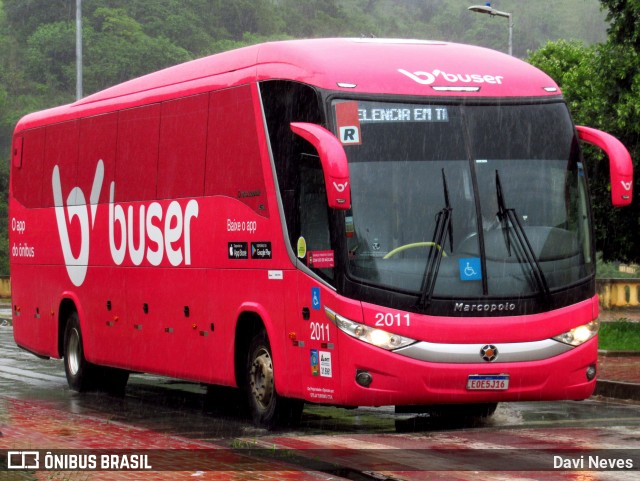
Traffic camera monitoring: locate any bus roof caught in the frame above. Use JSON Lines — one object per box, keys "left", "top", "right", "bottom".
{"left": 16, "top": 38, "right": 561, "bottom": 130}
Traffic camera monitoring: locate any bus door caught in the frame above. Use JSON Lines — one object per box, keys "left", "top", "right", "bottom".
{"left": 283, "top": 121, "right": 352, "bottom": 403}
{"left": 290, "top": 152, "right": 343, "bottom": 403}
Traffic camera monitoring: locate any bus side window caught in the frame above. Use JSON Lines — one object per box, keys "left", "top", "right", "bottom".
{"left": 158, "top": 93, "right": 208, "bottom": 200}
{"left": 205, "top": 85, "right": 269, "bottom": 215}
{"left": 116, "top": 104, "right": 161, "bottom": 202}
{"left": 78, "top": 113, "right": 118, "bottom": 205}
{"left": 299, "top": 154, "right": 333, "bottom": 279}
{"left": 42, "top": 121, "right": 79, "bottom": 207}
{"left": 12, "top": 128, "right": 45, "bottom": 208}
{"left": 260, "top": 80, "right": 324, "bottom": 251}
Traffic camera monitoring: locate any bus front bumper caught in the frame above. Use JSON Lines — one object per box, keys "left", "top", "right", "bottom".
{"left": 332, "top": 335, "right": 597, "bottom": 407}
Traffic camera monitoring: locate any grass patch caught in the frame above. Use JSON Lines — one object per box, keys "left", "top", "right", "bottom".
{"left": 599, "top": 320, "right": 640, "bottom": 351}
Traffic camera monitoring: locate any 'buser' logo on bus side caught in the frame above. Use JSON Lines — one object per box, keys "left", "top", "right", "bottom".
{"left": 52, "top": 160, "right": 198, "bottom": 287}
{"left": 108, "top": 184, "right": 198, "bottom": 268}
{"left": 52, "top": 160, "right": 104, "bottom": 287}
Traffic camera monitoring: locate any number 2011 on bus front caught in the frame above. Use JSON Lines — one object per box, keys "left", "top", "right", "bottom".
{"left": 375, "top": 312, "right": 411, "bottom": 327}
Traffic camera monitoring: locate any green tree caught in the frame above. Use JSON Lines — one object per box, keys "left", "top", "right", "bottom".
{"left": 98, "top": 0, "right": 219, "bottom": 56}
{"left": 603, "top": 0, "right": 640, "bottom": 48}
{"left": 26, "top": 21, "right": 76, "bottom": 92}
{"left": 529, "top": 8, "right": 640, "bottom": 262}
{"left": 22, "top": 7, "right": 192, "bottom": 97}
{"left": 83, "top": 7, "right": 191, "bottom": 93}
{"left": 280, "top": 0, "right": 349, "bottom": 37}
{"left": 3, "top": 0, "right": 73, "bottom": 42}
{"left": 593, "top": 0, "right": 640, "bottom": 261}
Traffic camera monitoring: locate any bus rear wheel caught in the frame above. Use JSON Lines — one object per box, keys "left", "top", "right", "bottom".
{"left": 245, "top": 330, "right": 303, "bottom": 428}
{"left": 63, "top": 312, "right": 96, "bottom": 392}
{"left": 63, "top": 311, "right": 129, "bottom": 395}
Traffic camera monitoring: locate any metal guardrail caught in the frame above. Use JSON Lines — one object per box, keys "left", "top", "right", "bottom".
{"left": 597, "top": 278, "right": 640, "bottom": 309}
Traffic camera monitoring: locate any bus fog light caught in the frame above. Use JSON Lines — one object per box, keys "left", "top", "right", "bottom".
{"left": 552, "top": 320, "right": 599, "bottom": 347}
{"left": 356, "top": 370, "right": 373, "bottom": 387}
{"left": 586, "top": 364, "right": 596, "bottom": 381}
{"left": 325, "top": 307, "right": 416, "bottom": 351}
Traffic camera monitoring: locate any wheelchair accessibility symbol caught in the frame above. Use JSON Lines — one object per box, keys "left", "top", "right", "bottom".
{"left": 311, "top": 287, "right": 321, "bottom": 310}
{"left": 459, "top": 258, "right": 482, "bottom": 281}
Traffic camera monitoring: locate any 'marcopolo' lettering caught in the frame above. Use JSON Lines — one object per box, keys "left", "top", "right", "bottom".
{"left": 454, "top": 302, "right": 516, "bottom": 313}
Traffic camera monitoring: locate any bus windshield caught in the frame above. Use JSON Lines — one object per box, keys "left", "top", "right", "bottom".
{"left": 334, "top": 100, "right": 593, "bottom": 299}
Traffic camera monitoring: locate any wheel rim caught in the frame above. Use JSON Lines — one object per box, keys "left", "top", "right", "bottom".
{"left": 249, "top": 346, "right": 274, "bottom": 410}
{"left": 67, "top": 328, "right": 81, "bottom": 376}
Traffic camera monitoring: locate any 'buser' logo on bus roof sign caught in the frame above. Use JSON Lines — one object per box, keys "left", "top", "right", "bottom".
{"left": 398, "top": 68, "right": 504, "bottom": 86}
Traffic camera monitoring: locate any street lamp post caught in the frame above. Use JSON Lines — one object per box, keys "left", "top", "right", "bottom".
{"left": 76, "top": 0, "right": 83, "bottom": 100}
{"left": 468, "top": 3, "right": 513, "bottom": 56}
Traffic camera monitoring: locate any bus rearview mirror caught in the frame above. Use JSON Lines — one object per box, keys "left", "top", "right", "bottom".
{"left": 576, "top": 125, "right": 633, "bottom": 207}
{"left": 290, "top": 122, "right": 351, "bottom": 210}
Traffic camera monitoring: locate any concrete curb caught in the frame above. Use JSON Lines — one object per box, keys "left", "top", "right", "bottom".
{"left": 598, "top": 349, "right": 640, "bottom": 357}
{"left": 595, "top": 380, "right": 640, "bottom": 401}
{"left": 596, "top": 350, "right": 640, "bottom": 400}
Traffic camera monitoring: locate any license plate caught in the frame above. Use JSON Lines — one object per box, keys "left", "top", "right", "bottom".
{"left": 467, "top": 374, "right": 509, "bottom": 390}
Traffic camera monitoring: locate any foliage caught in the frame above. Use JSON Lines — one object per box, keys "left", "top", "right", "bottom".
{"left": 602, "top": 0, "right": 640, "bottom": 48}
{"left": 83, "top": 7, "right": 191, "bottom": 93}
{"left": 599, "top": 320, "right": 640, "bottom": 351}
{"left": 595, "top": 253, "right": 638, "bottom": 279}
{"left": 0, "top": 0, "right": 617, "bottom": 275}
{"left": 528, "top": 2, "right": 640, "bottom": 263}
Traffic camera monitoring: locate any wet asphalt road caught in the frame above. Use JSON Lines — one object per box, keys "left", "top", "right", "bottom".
{"left": 1, "top": 324, "right": 639, "bottom": 437}
{"left": 2, "top": 325, "right": 640, "bottom": 479}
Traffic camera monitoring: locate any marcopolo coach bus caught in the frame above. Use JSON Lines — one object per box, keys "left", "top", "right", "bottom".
{"left": 9, "top": 38, "right": 633, "bottom": 427}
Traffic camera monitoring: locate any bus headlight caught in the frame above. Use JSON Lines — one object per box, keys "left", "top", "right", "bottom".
{"left": 325, "top": 307, "right": 416, "bottom": 350}
{"left": 552, "top": 320, "right": 599, "bottom": 346}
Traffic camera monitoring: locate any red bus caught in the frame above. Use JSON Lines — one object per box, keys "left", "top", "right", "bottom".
{"left": 9, "top": 39, "right": 633, "bottom": 427}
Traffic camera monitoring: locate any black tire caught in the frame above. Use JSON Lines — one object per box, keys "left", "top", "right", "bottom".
{"left": 205, "top": 385, "right": 247, "bottom": 416}
{"left": 63, "top": 311, "right": 96, "bottom": 392}
{"left": 63, "top": 311, "right": 129, "bottom": 395}
{"left": 96, "top": 366, "right": 130, "bottom": 396}
{"left": 469, "top": 402, "right": 498, "bottom": 418}
{"left": 396, "top": 402, "right": 498, "bottom": 419}
{"left": 429, "top": 402, "right": 498, "bottom": 419}
{"left": 245, "top": 330, "right": 303, "bottom": 429}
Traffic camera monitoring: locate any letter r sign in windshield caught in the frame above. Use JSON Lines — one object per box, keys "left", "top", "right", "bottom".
{"left": 335, "top": 101, "right": 362, "bottom": 145}
{"left": 340, "top": 126, "right": 360, "bottom": 144}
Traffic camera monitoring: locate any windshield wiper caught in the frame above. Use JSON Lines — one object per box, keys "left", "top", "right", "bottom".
{"left": 495, "top": 170, "right": 550, "bottom": 296}
{"left": 418, "top": 169, "right": 453, "bottom": 308}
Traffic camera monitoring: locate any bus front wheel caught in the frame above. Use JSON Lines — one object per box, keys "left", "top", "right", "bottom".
{"left": 245, "top": 330, "right": 303, "bottom": 428}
